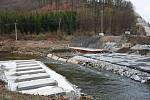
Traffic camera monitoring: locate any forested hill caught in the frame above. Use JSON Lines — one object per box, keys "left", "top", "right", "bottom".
{"left": 0, "top": 0, "right": 138, "bottom": 36}
{"left": 0, "top": 0, "right": 41, "bottom": 10}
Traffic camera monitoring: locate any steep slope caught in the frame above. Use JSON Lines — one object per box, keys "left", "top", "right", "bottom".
{"left": 136, "top": 13, "right": 150, "bottom": 36}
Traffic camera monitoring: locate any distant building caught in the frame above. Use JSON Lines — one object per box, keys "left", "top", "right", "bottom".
{"left": 97, "top": 33, "right": 104, "bottom": 37}
{"left": 122, "top": 43, "right": 132, "bottom": 48}
{"left": 125, "top": 31, "right": 131, "bottom": 35}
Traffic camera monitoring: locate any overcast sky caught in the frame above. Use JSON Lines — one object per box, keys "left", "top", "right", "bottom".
{"left": 129, "top": 0, "right": 150, "bottom": 22}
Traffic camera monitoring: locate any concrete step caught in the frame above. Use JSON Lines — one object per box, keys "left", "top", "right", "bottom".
{"left": 15, "top": 60, "right": 36, "bottom": 63}
{"left": 17, "top": 78, "right": 58, "bottom": 91}
{"left": 16, "top": 62, "right": 38, "bottom": 65}
{"left": 14, "top": 69, "right": 46, "bottom": 76}
{"left": 16, "top": 67, "right": 42, "bottom": 72}
{"left": 15, "top": 76, "right": 50, "bottom": 82}
{"left": 17, "top": 73, "right": 49, "bottom": 80}
{"left": 17, "top": 83, "right": 58, "bottom": 91}
{"left": 16, "top": 66, "right": 42, "bottom": 70}
{"left": 1, "top": 60, "right": 76, "bottom": 96}
{"left": 17, "top": 64, "right": 40, "bottom": 68}
{"left": 20, "top": 86, "right": 66, "bottom": 96}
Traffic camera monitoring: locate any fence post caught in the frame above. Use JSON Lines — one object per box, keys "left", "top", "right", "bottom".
{"left": 15, "top": 22, "right": 18, "bottom": 41}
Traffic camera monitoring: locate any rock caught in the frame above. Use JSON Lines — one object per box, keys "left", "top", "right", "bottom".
{"left": 141, "top": 80, "right": 146, "bottom": 83}
{"left": 145, "top": 77, "right": 150, "bottom": 83}
{"left": 58, "top": 58, "right": 67, "bottom": 62}
{"left": 47, "top": 54, "right": 53, "bottom": 58}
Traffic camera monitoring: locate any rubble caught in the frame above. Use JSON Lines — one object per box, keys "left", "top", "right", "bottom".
{"left": 70, "top": 53, "right": 150, "bottom": 83}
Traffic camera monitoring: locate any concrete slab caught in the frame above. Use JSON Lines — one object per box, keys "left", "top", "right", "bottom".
{"left": 17, "top": 73, "right": 49, "bottom": 80}
{"left": 15, "top": 69, "right": 45, "bottom": 75}
{"left": 17, "top": 64, "right": 40, "bottom": 68}
{"left": 16, "top": 67, "right": 42, "bottom": 72}
{"left": 16, "top": 62, "right": 38, "bottom": 65}
{"left": 21, "top": 86, "right": 65, "bottom": 96}
{"left": 0, "top": 60, "right": 77, "bottom": 96}
{"left": 17, "top": 78, "right": 57, "bottom": 89}
{"left": 16, "top": 75, "right": 50, "bottom": 82}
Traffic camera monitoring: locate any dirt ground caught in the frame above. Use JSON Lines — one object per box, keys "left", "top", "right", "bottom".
{"left": 0, "top": 40, "right": 70, "bottom": 56}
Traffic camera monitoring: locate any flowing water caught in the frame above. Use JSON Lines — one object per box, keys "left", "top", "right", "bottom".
{"left": 1, "top": 54, "right": 150, "bottom": 100}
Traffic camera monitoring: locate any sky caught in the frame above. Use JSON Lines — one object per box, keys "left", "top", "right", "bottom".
{"left": 129, "top": 0, "right": 150, "bottom": 22}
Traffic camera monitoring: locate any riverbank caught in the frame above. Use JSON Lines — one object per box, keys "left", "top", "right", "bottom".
{"left": 1, "top": 54, "right": 150, "bottom": 100}
{"left": 47, "top": 53, "right": 150, "bottom": 84}
{"left": 1, "top": 39, "right": 150, "bottom": 99}
{"left": 0, "top": 40, "right": 74, "bottom": 100}
{"left": 0, "top": 60, "right": 80, "bottom": 99}
{"left": 0, "top": 55, "right": 93, "bottom": 100}
{"left": 0, "top": 65, "right": 72, "bottom": 100}
{"left": 0, "top": 40, "right": 70, "bottom": 56}
{"left": 45, "top": 56, "right": 150, "bottom": 100}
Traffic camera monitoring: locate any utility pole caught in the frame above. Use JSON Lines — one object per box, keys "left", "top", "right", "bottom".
{"left": 101, "top": 10, "right": 104, "bottom": 33}
{"left": 94, "top": 1, "right": 97, "bottom": 33}
{"left": 58, "top": 18, "right": 61, "bottom": 32}
{"left": 15, "top": 22, "right": 18, "bottom": 41}
{"left": 101, "top": 0, "right": 104, "bottom": 33}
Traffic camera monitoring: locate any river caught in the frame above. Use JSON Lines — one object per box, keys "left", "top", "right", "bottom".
{"left": 1, "top": 54, "right": 150, "bottom": 100}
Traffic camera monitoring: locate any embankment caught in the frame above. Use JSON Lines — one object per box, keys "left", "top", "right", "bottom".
{"left": 47, "top": 54, "right": 150, "bottom": 84}
{"left": 0, "top": 40, "right": 70, "bottom": 56}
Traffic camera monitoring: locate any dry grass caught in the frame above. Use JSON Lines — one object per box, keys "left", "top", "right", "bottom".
{"left": 127, "top": 36, "right": 150, "bottom": 45}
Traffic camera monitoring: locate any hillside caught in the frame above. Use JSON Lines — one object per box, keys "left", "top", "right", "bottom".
{"left": 0, "top": 0, "right": 41, "bottom": 11}
{"left": 0, "top": 0, "right": 71, "bottom": 11}
{"left": 0, "top": 0, "right": 137, "bottom": 36}
{"left": 135, "top": 13, "right": 150, "bottom": 36}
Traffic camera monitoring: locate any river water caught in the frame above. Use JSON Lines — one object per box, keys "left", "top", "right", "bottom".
{"left": 1, "top": 54, "right": 150, "bottom": 100}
